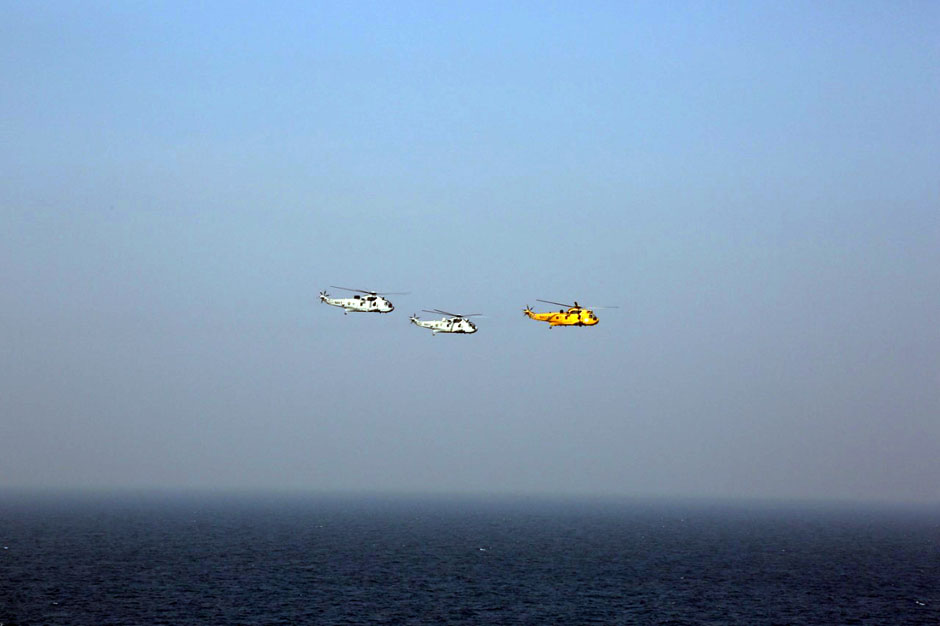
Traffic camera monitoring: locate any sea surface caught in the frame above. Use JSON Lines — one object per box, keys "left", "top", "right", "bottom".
{"left": 1, "top": 492, "right": 938, "bottom": 625}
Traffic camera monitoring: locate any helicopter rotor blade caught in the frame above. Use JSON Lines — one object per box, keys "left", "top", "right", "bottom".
{"left": 330, "top": 286, "right": 373, "bottom": 295}
{"left": 535, "top": 298, "right": 618, "bottom": 311}
{"left": 537, "top": 299, "right": 575, "bottom": 308}
{"left": 428, "top": 309, "right": 484, "bottom": 319}
{"left": 330, "top": 286, "right": 409, "bottom": 296}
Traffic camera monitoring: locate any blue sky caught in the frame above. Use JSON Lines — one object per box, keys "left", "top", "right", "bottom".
{"left": 2, "top": 1, "right": 938, "bottom": 502}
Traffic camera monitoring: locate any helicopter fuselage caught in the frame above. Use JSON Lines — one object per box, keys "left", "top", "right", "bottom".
{"left": 320, "top": 292, "right": 394, "bottom": 314}
{"left": 524, "top": 306, "right": 598, "bottom": 327}
{"left": 410, "top": 315, "right": 477, "bottom": 334}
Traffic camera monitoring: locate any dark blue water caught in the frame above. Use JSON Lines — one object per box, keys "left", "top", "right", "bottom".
{"left": 1, "top": 493, "right": 937, "bottom": 625}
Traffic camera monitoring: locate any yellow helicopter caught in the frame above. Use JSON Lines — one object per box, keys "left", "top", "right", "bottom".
{"left": 523, "top": 299, "right": 615, "bottom": 328}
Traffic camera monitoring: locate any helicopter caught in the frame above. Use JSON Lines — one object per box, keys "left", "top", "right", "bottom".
{"left": 319, "top": 286, "right": 406, "bottom": 314}
{"left": 410, "top": 309, "right": 481, "bottom": 335}
{"left": 523, "top": 299, "right": 615, "bottom": 328}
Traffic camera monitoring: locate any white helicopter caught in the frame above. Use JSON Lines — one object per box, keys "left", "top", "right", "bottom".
{"left": 319, "top": 286, "right": 406, "bottom": 314}
{"left": 410, "top": 309, "right": 481, "bottom": 335}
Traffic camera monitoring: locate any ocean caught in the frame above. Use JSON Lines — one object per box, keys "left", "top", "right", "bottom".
{"left": 1, "top": 492, "right": 937, "bottom": 625}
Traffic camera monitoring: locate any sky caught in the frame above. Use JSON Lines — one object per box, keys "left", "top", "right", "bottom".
{"left": 2, "top": 1, "right": 938, "bottom": 503}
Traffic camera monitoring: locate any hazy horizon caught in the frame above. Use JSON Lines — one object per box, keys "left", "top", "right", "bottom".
{"left": 5, "top": 485, "right": 940, "bottom": 513}
{"left": 3, "top": 2, "right": 938, "bottom": 504}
